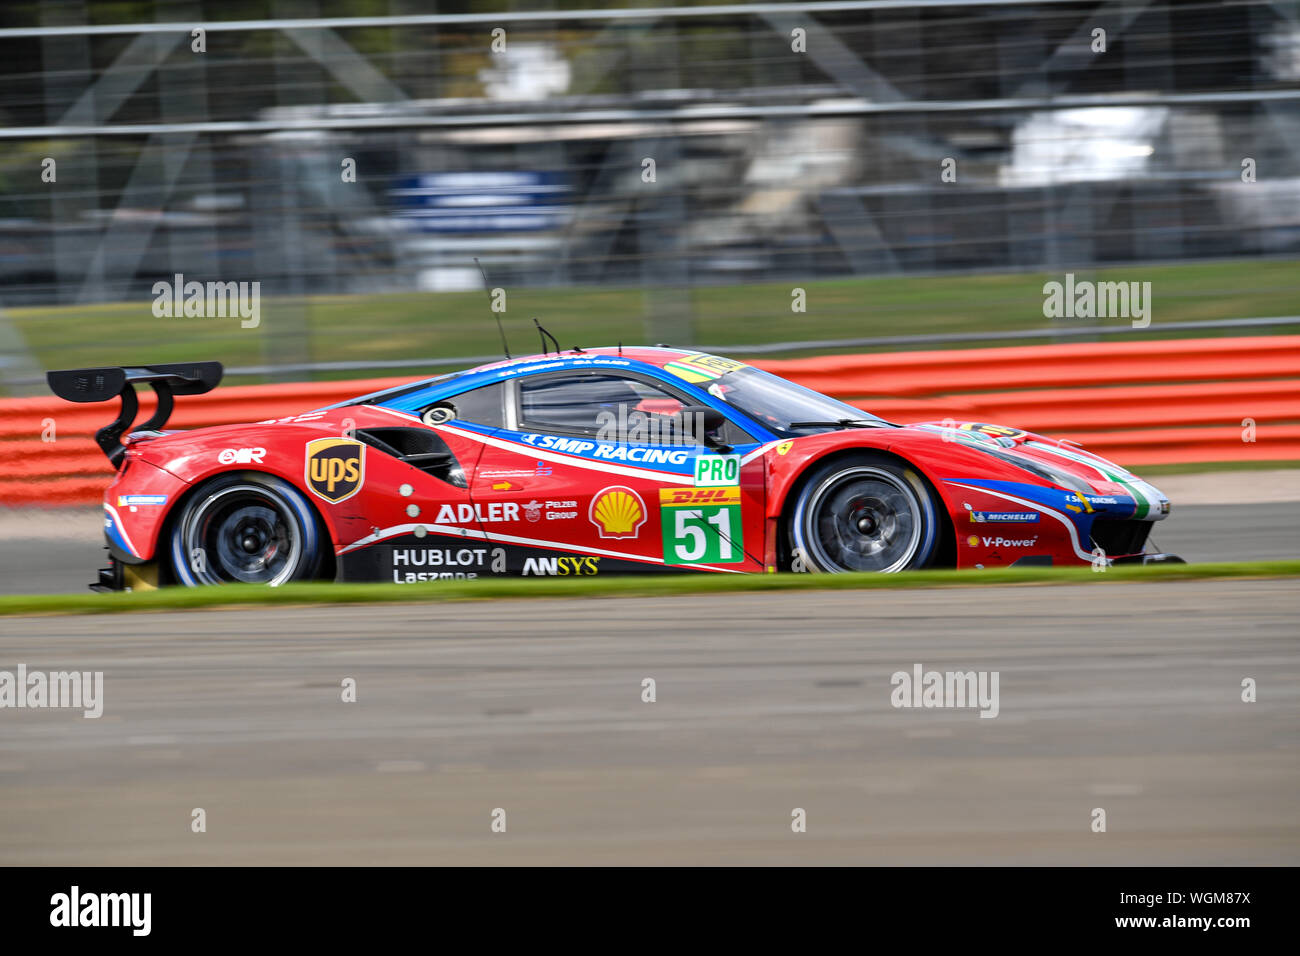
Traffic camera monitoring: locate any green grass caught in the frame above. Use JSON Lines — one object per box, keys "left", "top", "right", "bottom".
{"left": 2, "top": 560, "right": 1296, "bottom": 617}
{"left": 7, "top": 258, "right": 1298, "bottom": 391}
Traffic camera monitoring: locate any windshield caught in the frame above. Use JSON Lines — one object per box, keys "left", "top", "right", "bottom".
{"left": 703, "top": 367, "right": 889, "bottom": 436}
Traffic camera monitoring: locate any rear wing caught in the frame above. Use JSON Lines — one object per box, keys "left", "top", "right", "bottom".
{"left": 46, "top": 362, "right": 223, "bottom": 466}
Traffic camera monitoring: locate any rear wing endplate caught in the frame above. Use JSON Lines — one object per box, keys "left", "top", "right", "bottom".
{"left": 46, "top": 362, "right": 223, "bottom": 466}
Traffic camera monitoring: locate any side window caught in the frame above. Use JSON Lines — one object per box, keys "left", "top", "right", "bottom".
{"left": 421, "top": 382, "right": 505, "bottom": 427}
{"left": 713, "top": 417, "right": 756, "bottom": 447}
{"left": 519, "top": 374, "right": 688, "bottom": 441}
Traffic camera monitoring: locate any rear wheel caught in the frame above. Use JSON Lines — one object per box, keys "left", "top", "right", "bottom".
{"left": 789, "top": 454, "right": 941, "bottom": 573}
{"left": 168, "top": 473, "right": 324, "bottom": 586}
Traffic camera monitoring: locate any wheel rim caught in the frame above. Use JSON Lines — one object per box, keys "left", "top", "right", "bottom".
{"left": 182, "top": 484, "right": 302, "bottom": 585}
{"left": 801, "top": 467, "right": 924, "bottom": 572}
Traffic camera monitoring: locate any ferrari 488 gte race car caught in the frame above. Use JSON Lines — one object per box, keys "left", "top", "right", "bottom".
{"left": 48, "top": 347, "right": 1180, "bottom": 590}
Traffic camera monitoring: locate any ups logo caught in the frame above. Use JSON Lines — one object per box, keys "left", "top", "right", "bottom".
{"left": 305, "top": 438, "right": 365, "bottom": 503}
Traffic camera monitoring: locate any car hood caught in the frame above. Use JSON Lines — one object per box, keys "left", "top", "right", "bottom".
{"left": 905, "top": 420, "right": 1170, "bottom": 520}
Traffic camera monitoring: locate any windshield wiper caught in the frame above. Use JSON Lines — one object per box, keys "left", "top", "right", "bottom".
{"left": 787, "top": 419, "right": 881, "bottom": 429}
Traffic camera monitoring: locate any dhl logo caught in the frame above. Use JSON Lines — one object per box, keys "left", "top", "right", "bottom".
{"left": 659, "top": 487, "right": 740, "bottom": 506}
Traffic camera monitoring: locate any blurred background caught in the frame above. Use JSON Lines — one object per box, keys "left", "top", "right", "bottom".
{"left": 2, "top": 4, "right": 1297, "bottom": 870}
{"left": 0, "top": 0, "right": 1298, "bottom": 393}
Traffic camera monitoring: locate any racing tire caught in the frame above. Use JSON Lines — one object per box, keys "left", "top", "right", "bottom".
{"left": 788, "top": 453, "right": 942, "bottom": 573}
{"left": 168, "top": 472, "right": 325, "bottom": 587}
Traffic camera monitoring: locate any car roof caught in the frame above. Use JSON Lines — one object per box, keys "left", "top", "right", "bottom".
{"left": 465, "top": 345, "right": 700, "bottom": 375}
{"left": 339, "top": 346, "right": 731, "bottom": 412}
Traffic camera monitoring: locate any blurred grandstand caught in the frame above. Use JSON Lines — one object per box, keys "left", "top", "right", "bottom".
{"left": 0, "top": 0, "right": 1297, "bottom": 389}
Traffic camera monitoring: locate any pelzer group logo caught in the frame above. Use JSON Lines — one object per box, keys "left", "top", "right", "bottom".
{"left": 305, "top": 438, "right": 365, "bottom": 503}
{"left": 589, "top": 486, "right": 646, "bottom": 539}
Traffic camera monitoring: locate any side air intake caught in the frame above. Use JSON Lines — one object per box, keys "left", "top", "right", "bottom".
{"left": 354, "top": 427, "right": 467, "bottom": 487}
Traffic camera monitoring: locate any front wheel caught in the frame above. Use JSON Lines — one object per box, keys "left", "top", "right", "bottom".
{"left": 788, "top": 454, "right": 941, "bottom": 573}
{"left": 168, "top": 473, "right": 325, "bottom": 586}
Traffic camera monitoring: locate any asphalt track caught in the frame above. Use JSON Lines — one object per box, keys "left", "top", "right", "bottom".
{"left": 0, "top": 502, "right": 1294, "bottom": 595}
{"left": 0, "top": 578, "right": 1295, "bottom": 865}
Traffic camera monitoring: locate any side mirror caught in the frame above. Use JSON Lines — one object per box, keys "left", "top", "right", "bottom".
{"left": 677, "top": 405, "right": 730, "bottom": 451}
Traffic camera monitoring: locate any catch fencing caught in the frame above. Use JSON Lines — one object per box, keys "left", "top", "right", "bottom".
{"left": 2, "top": 335, "right": 1295, "bottom": 507}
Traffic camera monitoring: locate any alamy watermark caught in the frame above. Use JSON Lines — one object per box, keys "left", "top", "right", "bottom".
{"left": 596, "top": 404, "right": 713, "bottom": 446}
{"left": 50, "top": 886, "right": 150, "bottom": 936}
{"left": 891, "top": 663, "right": 1000, "bottom": 718}
{"left": 152, "top": 272, "right": 260, "bottom": 328}
{"left": 0, "top": 664, "right": 103, "bottom": 718}
{"left": 1043, "top": 273, "right": 1151, "bottom": 329}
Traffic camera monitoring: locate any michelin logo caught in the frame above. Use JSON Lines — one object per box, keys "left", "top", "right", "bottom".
{"left": 968, "top": 511, "right": 1040, "bottom": 524}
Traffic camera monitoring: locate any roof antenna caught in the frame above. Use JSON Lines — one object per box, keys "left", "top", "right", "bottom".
{"left": 474, "top": 257, "right": 510, "bottom": 360}
{"left": 533, "top": 317, "right": 559, "bottom": 356}
{"left": 618, "top": 341, "right": 623, "bottom": 356}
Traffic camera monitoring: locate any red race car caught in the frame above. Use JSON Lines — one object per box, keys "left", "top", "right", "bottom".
{"left": 48, "top": 347, "right": 1180, "bottom": 590}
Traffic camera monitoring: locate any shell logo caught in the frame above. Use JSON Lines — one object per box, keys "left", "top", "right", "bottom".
{"left": 589, "top": 486, "right": 647, "bottom": 539}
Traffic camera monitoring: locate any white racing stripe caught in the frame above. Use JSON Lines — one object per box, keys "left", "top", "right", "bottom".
{"left": 1024, "top": 439, "right": 1113, "bottom": 480}
{"left": 437, "top": 423, "right": 701, "bottom": 484}
{"left": 339, "top": 522, "right": 485, "bottom": 553}
{"left": 351, "top": 410, "right": 755, "bottom": 571}
{"left": 366, "top": 406, "right": 423, "bottom": 424}
{"left": 1023, "top": 439, "right": 1166, "bottom": 519}
{"left": 370, "top": 405, "right": 777, "bottom": 480}
{"left": 103, "top": 503, "right": 139, "bottom": 557}
{"left": 948, "top": 481, "right": 1095, "bottom": 562}
{"left": 742, "top": 441, "right": 779, "bottom": 464}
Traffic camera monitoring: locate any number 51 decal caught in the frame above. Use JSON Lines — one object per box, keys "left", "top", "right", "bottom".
{"left": 660, "top": 487, "right": 744, "bottom": 565}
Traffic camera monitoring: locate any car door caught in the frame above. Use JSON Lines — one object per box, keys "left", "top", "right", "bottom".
{"left": 335, "top": 381, "right": 508, "bottom": 583}
{"left": 468, "top": 368, "right": 766, "bottom": 575}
